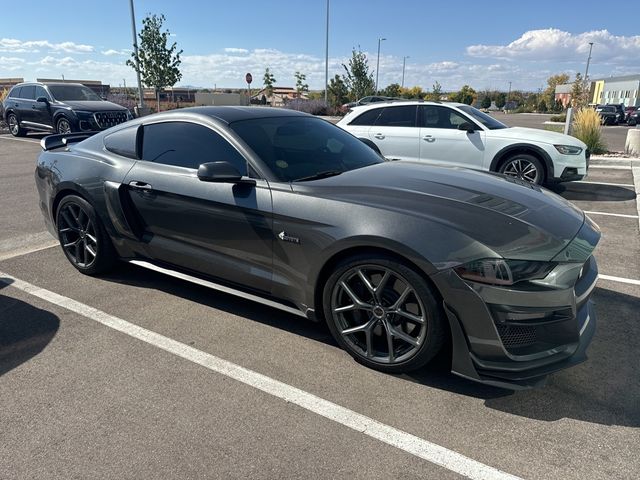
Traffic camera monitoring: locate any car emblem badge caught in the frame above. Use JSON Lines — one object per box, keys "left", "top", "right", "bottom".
{"left": 278, "top": 231, "right": 300, "bottom": 244}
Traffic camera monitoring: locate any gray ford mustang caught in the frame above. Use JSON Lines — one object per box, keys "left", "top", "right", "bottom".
{"left": 35, "top": 107, "right": 600, "bottom": 389}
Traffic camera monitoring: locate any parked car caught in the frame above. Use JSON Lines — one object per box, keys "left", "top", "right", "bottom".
{"left": 624, "top": 105, "right": 637, "bottom": 123}
{"left": 35, "top": 107, "right": 599, "bottom": 389}
{"left": 628, "top": 107, "right": 640, "bottom": 126}
{"left": 338, "top": 101, "right": 589, "bottom": 185}
{"left": 595, "top": 105, "right": 618, "bottom": 125}
{"left": 340, "top": 96, "right": 398, "bottom": 113}
{"left": 2, "top": 81, "right": 132, "bottom": 137}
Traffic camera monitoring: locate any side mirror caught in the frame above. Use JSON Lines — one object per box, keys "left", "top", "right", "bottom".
{"left": 458, "top": 122, "right": 475, "bottom": 133}
{"left": 36, "top": 97, "right": 49, "bottom": 104}
{"left": 197, "top": 161, "right": 254, "bottom": 184}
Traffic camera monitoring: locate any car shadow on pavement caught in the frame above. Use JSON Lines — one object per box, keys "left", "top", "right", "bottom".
{"left": 483, "top": 286, "right": 640, "bottom": 427}
{"left": 548, "top": 183, "right": 637, "bottom": 202}
{"left": 0, "top": 279, "right": 60, "bottom": 377}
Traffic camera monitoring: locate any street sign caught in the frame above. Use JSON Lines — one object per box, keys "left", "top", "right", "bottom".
{"left": 245, "top": 73, "right": 253, "bottom": 85}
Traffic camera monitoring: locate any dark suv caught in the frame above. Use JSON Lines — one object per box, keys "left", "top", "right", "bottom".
{"left": 2, "top": 82, "right": 132, "bottom": 137}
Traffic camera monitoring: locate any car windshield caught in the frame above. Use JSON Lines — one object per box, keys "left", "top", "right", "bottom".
{"left": 48, "top": 85, "right": 102, "bottom": 101}
{"left": 456, "top": 105, "right": 508, "bottom": 130}
{"left": 230, "top": 116, "right": 384, "bottom": 182}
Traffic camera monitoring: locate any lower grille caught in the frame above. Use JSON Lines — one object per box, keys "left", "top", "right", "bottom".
{"left": 93, "top": 111, "right": 128, "bottom": 129}
{"left": 496, "top": 324, "right": 537, "bottom": 349}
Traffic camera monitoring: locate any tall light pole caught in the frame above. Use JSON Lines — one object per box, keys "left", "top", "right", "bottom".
{"left": 506, "top": 81, "right": 512, "bottom": 112}
{"left": 129, "top": 0, "right": 145, "bottom": 108}
{"left": 583, "top": 42, "right": 594, "bottom": 104}
{"left": 324, "top": 0, "right": 329, "bottom": 104}
{"left": 375, "top": 37, "right": 386, "bottom": 94}
{"left": 401, "top": 56, "right": 410, "bottom": 88}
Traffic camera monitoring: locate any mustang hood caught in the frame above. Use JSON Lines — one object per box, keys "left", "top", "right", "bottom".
{"left": 293, "top": 161, "right": 596, "bottom": 262}
{"left": 60, "top": 100, "right": 128, "bottom": 112}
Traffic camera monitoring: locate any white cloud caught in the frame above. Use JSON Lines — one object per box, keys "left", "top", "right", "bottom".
{"left": 0, "top": 38, "right": 93, "bottom": 53}
{"left": 224, "top": 48, "right": 248, "bottom": 54}
{"left": 467, "top": 29, "right": 640, "bottom": 64}
{"left": 102, "top": 49, "right": 130, "bottom": 56}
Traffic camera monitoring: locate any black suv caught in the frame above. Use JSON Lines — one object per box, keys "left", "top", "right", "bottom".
{"left": 2, "top": 82, "right": 132, "bottom": 137}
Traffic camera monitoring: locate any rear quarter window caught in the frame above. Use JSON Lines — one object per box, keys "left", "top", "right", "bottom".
{"left": 348, "top": 108, "right": 383, "bottom": 126}
{"left": 104, "top": 126, "right": 140, "bottom": 159}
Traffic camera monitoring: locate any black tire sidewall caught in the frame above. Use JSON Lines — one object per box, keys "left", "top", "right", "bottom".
{"left": 322, "top": 254, "right": 445, "bottom": 373}
{"left": 500, "top": 153, "right": 545, "bottom": 185}
{"left": 56, "top": 116, "right": 73, "bottom": 134}
{"left": 8, "top": 113, "right": 25, "bottom": 137}
{"left": 55, "top": 195, "right": 115, "bottom": 275}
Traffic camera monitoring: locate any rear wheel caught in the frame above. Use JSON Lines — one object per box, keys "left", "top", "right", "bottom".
{"left": 499, "top": 153, "right": 545, "bottom": 185}
{"left": 56, "top": 195, "right": 116, "bottom": 275}
{"left": 323, "top": 254, "right": 445, "bottom": 373}
{"left": 7, "top": 113, "right": 26, "bottom": 137}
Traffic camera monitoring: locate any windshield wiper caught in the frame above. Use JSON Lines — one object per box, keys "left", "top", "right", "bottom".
{"left": 294, "top": 170, "right": 343, "bottom": 182}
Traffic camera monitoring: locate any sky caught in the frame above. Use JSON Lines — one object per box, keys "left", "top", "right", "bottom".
{"left": 1, "top": 0, "right": 639, "bottom": 92}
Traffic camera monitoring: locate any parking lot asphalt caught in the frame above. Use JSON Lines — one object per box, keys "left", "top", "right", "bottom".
{"left": 1, "top": 134, "right": 639, "bottom": 479}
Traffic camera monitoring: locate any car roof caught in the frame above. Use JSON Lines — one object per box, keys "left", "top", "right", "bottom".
{"left": 168, "top": 106, "right": 309, "bottom": 124}
{"left": 13, "top": 81, "right": 85, "bottom": 88}
{"left": 349, "top": 100, "right": 467, "bottom": 112}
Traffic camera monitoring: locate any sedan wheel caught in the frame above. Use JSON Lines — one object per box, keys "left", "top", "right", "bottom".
{"left": 500, "top": 154, "right": 544, "bottom": 184}
{"left": 323, "top": 255, "right": 445, "bottom": 373}
{"left": 56, "top": 195, "right": 116, "bottom": 275}
{"left": 56, "top": 117, "right": 72, "bottom": 134}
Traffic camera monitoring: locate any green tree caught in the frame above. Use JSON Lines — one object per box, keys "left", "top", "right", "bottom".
{"left": 495, "top": 92, "right": 506, "bottom": 109}
{"left": 126, "top": 13, "right": 182, "bottom": 112}
{"left": 263, "top": 68, "right": 276, "bottom": 97}
{"left": 450, "top": 85, "right": 476, "bottom": 105}
{"left": 400, "top": 86, "right": 425, "bottom": 99}
{"left": 571, "top": 73, "right": 585, "bottom": 107}
{"left": 381, "top": 83, "right": 401, "bottom": 97}
{"left": 481, "top": 95, "right": 491, "bottom": 109}
{"left": 294, "top": 71, "right": 308, "bottom": 96}
{"left": 424, "top": 81, "right": 442, "bottom": 101}
{"left": 342, "top": 47, "right": 375, "bottom": 101}
{"left": 537, "top": 99, "right": 547, "bottom": 112}
{"left": 327, "top": 74, "right": 349, "bottom": 107}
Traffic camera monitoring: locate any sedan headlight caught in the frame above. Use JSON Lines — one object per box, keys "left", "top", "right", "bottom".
{"left": 454, "top": 258, "right": 556, "bottom": 286}
{"left": 554, "top": 144, "right": 583, "bottom": 155}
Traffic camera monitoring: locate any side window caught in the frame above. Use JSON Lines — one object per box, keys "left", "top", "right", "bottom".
{"left": 34, "top": 86, "right": 50, "bottom": 101}
{"left": 19, "top": 85, "right": 35, "bottom": 100}
{"left": 104, "top": 126, "right": 139, "bottom": 159}
{"left": 374, "top": 106, "right": 417, "bottom": 127}
{"left": 420, "top": 106, "right": 474, "bottom": 129}
{"left": 142, "top": 122, "right": 247, "bottom": 173}
{"left": 348, "top": 108, "right": 382, "bottom": 126}
{"left": 8, "top": 86, "right": 21, "bottom": 98}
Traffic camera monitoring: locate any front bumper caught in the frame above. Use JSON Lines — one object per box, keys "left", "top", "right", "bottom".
{"left": 431, "top": 253, "right": 598, "bottom": 390}
{"left": 550, "top": 149, "right": 589, "bottom": 183}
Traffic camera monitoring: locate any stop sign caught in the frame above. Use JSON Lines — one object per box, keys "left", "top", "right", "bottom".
{"left": 245, "top": 73, "right": 253, "bottom": 84}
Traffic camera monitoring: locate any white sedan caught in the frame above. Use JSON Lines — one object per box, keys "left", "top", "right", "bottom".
{"left": 337, "top": 101, "right": 589, "bottom": 185}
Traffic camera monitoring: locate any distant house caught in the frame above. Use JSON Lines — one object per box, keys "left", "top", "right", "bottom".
{"left": 0, "top": 77, "right": 24, "bottom": 90}
{"left": 554, "top": 84, "right": 573, "bottom": 108}
{"left": 252, "top": 87, "right": 308, "bottom": 106}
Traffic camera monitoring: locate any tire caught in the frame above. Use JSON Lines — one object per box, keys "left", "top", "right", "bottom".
{"left": 56, "top": 116, "right": 73, "bottom": 134}
{"left": 55, "top": 195, "right": 117, "bottom": 275}
{"left": 7, "top": 113, "right": 26, "bottom": 137}
{"left": 499, "top": 153, "right": 545, "bottom": 185}
{"left": 322, "top": 254, "right": 445, "bottom": 373}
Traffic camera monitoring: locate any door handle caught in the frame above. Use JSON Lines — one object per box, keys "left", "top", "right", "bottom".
{"left": 128, "top": 181, "right": 153, "bottom": 191}
{"left": 422, "top": 135, "right": 436, "bottom": 143}
{"left": 373, "top": 133, "right": 385, "bottom": 140}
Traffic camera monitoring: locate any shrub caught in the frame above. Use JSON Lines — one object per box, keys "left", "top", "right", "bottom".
{"left": 284, "top": 98, "right": 338, "bottom": 116}
{"left": 572, "top": 108, "right": 607, "bottom": 154}
{"left": 550, "top": 114, "right": 566, "bottom": 122}
{"left": 0, "top": 88, "right": 8, "bottom": 128}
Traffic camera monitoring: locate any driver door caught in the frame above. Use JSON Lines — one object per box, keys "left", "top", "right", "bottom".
{"left": 123, "top": 121, "right": 274, "bottom": 292}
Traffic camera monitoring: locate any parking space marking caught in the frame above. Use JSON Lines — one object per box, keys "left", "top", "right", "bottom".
{"left": 633, "top": 167, "right": 640, "bottom": 231}
{"left": 588, "top": 165, "right": 632, "bottom": 170}
{"left": 0, "top": 271, "right": 521, "bottom": 480}
{"left": 599, "top": 274, "right": 640, "bottom": 286}
{"left": 0, "top": 136, "right": 41, "bottom": 144}
{"left": 574, "top": 180, "right": 636, "bottom": 188}
{"left": 0, "top": 242, "right": 57, "bottom": 261}
{"left": 585, "top": 211, "right": 639, "bottom": 219}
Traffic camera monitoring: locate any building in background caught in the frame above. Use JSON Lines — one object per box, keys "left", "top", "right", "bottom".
{"left": 0, "top": 77, "right": 24, "bottom": 90}
{"left": 555, "top": 84, "right": 573, "bottom": 108}
{"left": 591, "top": 75, "right": 640, "bottom": 107}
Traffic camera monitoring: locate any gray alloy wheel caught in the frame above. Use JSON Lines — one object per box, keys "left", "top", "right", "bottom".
{"left": 7, "top": 113, "right": 25, "bottom": 137}
{"left": 56, "top": 117, "right": 73, "bottom": 134}
{"left": 499, "top": 154, "right": 544, "bottom": 184}
{"left": 56, "top": 195, "right": 116, "bottom": 275}
{"left": 323, "top": 255, "right": 445, "bottom": 373}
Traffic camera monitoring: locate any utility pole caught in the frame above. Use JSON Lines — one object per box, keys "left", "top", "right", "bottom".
{"left": 401, "top": 56, "right": 409, "bottom": 88}
{"left": 583, "top": 42, "right": 594, "bottom": 104}
{"left": 129, "top": 0, "right": 145, "bottom": 108}
{"left": 375, "top": 37, "right": 386, "bottom": 94}
{"left": 506, "top": 81, "right": 512, "bottom": 112}
{"left": 324, "top": 0, "right": 329, "bottom": 104}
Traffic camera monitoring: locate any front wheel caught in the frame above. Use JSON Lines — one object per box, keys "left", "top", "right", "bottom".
{"left": 323, "top": 254, "right": 445, "bottom": 373}
{"left": 499, "top": 154, "right": 545, "bottom": 185}
{"left": 56, "top": 117, "right": 73, "bottom": 134}
{"left": 56, "top": 195, "right": 116, "bottom": 275}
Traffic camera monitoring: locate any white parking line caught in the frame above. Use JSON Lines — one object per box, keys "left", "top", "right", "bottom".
{"left": 588, "top": 165, "right": 632, "bottom": 170}
{"left": 584, "top": 211, "right": 639, "bottom": 219}
{"left": 0, "top": 135, "right": 41, "bottom": 144}
{"left": 0, "top": 271, "right": 521, "bottom": 480}
{"left": 599, "top": 274, "right": 640, "bottom": 286}
{"left": 574, "top": 181, "right": 636, "bottom": 188}
{"left": 633, "top": 167, "right": 640, "bottom": 231}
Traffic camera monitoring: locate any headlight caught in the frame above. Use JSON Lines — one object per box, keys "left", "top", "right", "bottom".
{"left": 554, "top": 144, "right": 583, "bottom": 155}
{"left": 73, "top": 110, "right": 93, "bottom": 118}
{"left": 454, "top": 258, "right": 556, "bottom": 286}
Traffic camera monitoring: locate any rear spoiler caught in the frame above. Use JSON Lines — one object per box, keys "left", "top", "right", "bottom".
{"left": 40, "top": 131, "right": 98, "bottom": 151}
